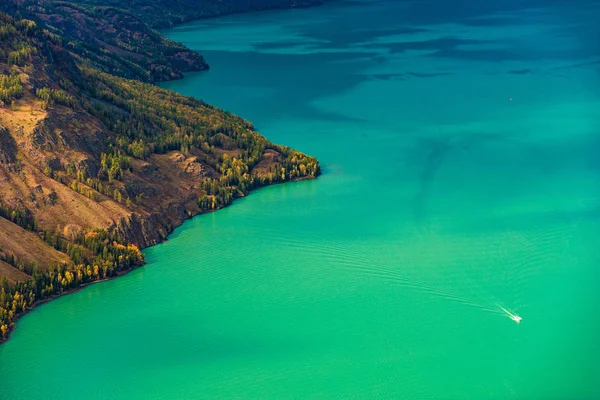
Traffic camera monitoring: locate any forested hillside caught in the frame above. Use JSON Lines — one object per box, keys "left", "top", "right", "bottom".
{"left": 0, "top": 0, "right": 326, "bottom": 83}
{"left": 0, "top": 8, "right": 320, "bottom": 342}
{"left": 67, "top": 0, "right": 326, "bottom": 28}
{"left": 0, "top": 0, "right": 208, "bottom": 82}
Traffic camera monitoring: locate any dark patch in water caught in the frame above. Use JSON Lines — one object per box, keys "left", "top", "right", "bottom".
{"left": 434, "top": 48, "right": 533, "bottom": 62}
{"left": 253, "top": 41, "right": 315, "bottom": 51}
{"left": 412, "top": 137, "right": 453, "bottom": 222}
{"left": 550, "top": 59, "right": 600, "bottom": 71}
{"left": 363, "top": 37, "right": 483, "bottom": 55}
{"left": 406, "top": 72, "right": 453, "bottom": 78}
{"left": 172, "top": 49, "right": 373, "bottom": 124}
{"left": 371, "top": 73, "right": 407, "bottom": 81}
{"left": 371, "top": 72, "right": 452, "bottom": 81}
{"left": 460, "top": 15, "right": 517, "bottom": 27}
{"left": 411, "top": 131, "right": 507, "bottom": 222}
{"left": 508, "top": 68, "right": 533, "bottom": 75}
{"left": 301, "top": 26, "right": 431, "bottom": 50}
{"left": 371, "top": 55, "right": 388, "bottom": 63}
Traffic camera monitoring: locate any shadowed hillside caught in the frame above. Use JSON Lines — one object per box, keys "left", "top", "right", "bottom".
{"left": 1, "top": 0, "right": 208, "bottom": 82}
{"left": 1, "top": 0, "right": 326, "bottom": 82}
{"left": 67, "top": 0, "right": 327, "bottom": 28}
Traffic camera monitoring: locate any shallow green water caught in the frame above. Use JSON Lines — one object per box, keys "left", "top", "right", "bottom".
{"left": 2, "top": 1, "right": 600, "bottom": 398}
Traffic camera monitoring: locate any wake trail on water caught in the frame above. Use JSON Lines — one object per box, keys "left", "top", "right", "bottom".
{"left": 256, "top": 232, "right": 515, "bottom": 319}
{"left": 347, "top": 263, "right": 507, "bottom": 316}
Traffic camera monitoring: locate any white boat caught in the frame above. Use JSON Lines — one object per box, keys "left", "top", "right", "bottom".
{"left": 500, "top": 306, "right": 522, "bottom": 324}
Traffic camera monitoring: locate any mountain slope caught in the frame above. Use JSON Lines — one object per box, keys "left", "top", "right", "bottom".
{"left": 2, "top": 0, "right": 327, "bottom": 83}
{"left": 0, "top": 10, "right": 319, "bottom": 342}
{"left": 1, "top": 0, "right": 208, "bottom": 82}
{"left": 67, "top": 0, "right": 327, "bottom": 28}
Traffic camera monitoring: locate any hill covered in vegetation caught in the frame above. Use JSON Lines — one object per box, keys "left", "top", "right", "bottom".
{"left": 1, "top": 0, "right": 326, "bottom": 83}
{"left": 1, "top": 0, "right": 208, "bottom": 82}
{"left": 0, "top": 5, "right": 320, "bottom": 342}
{"left": 67, "top": 0, "right": 326, "bottom": 28}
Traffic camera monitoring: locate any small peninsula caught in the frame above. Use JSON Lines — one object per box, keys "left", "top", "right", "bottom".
{"left": 0, "top": 0, "right": 322, "bottom": 343}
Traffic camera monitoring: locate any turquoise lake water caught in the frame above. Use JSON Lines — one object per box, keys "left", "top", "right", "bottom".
{"left": 1, "top": 1, "right": 600, "bottom": 398}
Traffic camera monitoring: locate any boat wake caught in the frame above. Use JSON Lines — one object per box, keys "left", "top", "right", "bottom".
{"left": 499, "top": 305, "right": 522, "bottom": 324}
{"left": 342, "top": 262, "right": 520, "bottom": 321}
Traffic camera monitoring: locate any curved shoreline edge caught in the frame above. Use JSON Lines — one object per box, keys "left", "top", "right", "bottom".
{"left": 0, "top": 2, "right": 325, "bottom": 346}
{"left": 0, "top": 173, "right": 320, "bottom": 345}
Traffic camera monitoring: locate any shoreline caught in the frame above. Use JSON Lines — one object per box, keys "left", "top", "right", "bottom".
{"left": 1, "top": 0, "right": 325, "bottom": 346}
{"left": 0, "top": 173, "right": 320, "bottom": 345}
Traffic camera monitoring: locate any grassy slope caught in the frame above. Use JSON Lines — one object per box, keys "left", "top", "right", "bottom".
{"left": 0, "top": 260, "right": 29, "bottom": 284}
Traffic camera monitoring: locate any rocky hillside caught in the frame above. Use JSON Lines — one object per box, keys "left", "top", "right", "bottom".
{"left": 0, "top": 10, "right": 319, "bottom": 341}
